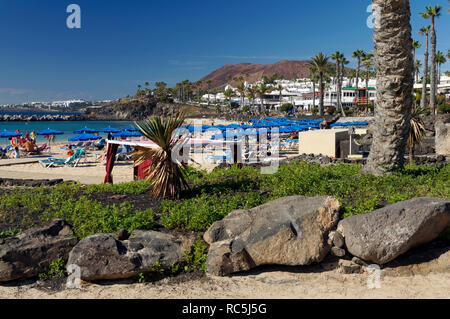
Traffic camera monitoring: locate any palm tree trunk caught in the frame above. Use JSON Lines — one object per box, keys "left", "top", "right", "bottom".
{"left": 339, "top": 63, "right": 346, "bottom": 116}
{"left": 312, "top": 82, "right": 316, "bottom": 109}
{"left": 420, "top": 38, "right": 429, "bottom": 109}
{"left": 319, "top": 73, "right": 324, "bottom": 116}
{"left": 365, "top": 0, "right": 413, "bottom": 176}
{"left": 429, "top": 25, "right": 437, "bottom": 114}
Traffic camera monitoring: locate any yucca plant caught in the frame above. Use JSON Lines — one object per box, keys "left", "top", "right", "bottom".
{"left": 407, "top": 105, "right": 426, "bottom": 163}
{"left": 133, "top": 110, "right": 189, "bottom": 199}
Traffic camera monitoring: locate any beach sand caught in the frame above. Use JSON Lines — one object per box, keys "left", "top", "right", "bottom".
{"left": 1, "top": 268, "right": 449, "bottom": 299}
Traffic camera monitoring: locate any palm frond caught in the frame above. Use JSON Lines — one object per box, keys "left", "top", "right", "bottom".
{"left": 132, "top": 110, "right": 189, "bottom": 199}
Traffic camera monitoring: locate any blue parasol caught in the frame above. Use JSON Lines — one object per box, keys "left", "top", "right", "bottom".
{"left": 69, "top": 133, "right": 102, "bottom": 142}
{"left": 112, "top": 130, "right": 142, "bottom": 138}
{"left": 74, "top": 127, "right": 99, "bottom": 134}
{"left": 0, "top": 130, "right": 21, "bottom": 138}
{"left": 98, "top": 126, "right": 121, "bottom": 133}
{"left": 37, "top": 128, "right": 64, "bottom": 136}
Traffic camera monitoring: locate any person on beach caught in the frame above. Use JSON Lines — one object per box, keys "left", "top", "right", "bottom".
{"left": 30, "top": 131, "right": 36, "bottom": 143}
{"left": 319, "top": 119, "right": 328, "bottom": 130}
{"left": 13, "top": 147, "right": 20, "bottom": 159}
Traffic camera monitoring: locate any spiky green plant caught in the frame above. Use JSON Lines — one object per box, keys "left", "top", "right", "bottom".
{"left": 407, "top": 106, "right": 426, "bottom": 163}
{"left": 133, "top": 110, "right": 189, "bottom": 199}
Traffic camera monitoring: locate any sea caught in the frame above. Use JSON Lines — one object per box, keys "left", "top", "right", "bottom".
{"left": 0, "top": 110, "right": 133, "bottom": 145}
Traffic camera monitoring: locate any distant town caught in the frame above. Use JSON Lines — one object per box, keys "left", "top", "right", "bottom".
{"left": 0, "top": 99, "right": 112, "bottom": 111}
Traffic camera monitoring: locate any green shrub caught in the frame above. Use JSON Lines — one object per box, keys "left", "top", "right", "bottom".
{"left": 41, "top": 196, "right": 155, "bottom": 239}
{"left": 38, "top": 257, "right": 66, "bottom": 281}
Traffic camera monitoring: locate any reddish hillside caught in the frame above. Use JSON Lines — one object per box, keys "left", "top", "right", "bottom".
{"left": 199, "top": 60, "right": 313, "bottom": 89}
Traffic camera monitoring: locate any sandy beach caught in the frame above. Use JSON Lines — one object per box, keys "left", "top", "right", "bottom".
{"left": 1, "top": 267, "right": 449, "bottom": 299}
{"left": 0, "top": 118, "right": 302, "bottom": 184}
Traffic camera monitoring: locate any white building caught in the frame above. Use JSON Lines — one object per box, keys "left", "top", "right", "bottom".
{"left": 51, "top": 99, "right": 89, "bottom": 108}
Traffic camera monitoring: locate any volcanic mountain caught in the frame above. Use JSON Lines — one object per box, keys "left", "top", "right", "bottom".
{"left": 199, "top": 60, "right": 313, "bottom": 89}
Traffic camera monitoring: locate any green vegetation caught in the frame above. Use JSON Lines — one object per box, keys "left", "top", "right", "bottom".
{"left": 0, "top": 161, "right": 449, "bottom": 239}
{"left": 38, "top": 257, "right": 66, "bottom": 281}
{"left": 135, "top": 239, "right": 208, "bottom": 284}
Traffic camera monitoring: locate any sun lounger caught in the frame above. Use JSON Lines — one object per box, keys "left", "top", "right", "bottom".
{"left": 39, "top": 148, "right": 84, "bottom": 168}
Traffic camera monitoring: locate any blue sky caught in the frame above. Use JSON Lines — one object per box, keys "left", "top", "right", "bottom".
{"left": 0, "top": 0, "right": 448, "bottom": 104}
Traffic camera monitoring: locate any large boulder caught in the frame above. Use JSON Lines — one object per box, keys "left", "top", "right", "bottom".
{"left": 0, "top": 219, "right": 78, "bottom": 282}
{"left": 337, "top": 197, "right": 450, "bottom": 265}
{"left": 67, "top": 230, "right": 183, "bottom": 281}
{"left": 435, "top": 118, "right": 450, "bottom": 155}
{"left": 204, "top": 196, "right": 340, "bottom": 276}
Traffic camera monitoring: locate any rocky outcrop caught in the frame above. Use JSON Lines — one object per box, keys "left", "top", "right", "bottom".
{"left": 204, "top": 196, "right": 340, "bottom": 276}
{"left": 0, "top": 114, "right": 80, "bottom": 121}
{"left": 81, "top": 97, "right": 160, "bottom": 121}
{"left": 0, "top": 220, "right": 78, "bottom": 282}
{"left": 0, "top": 178, "right": 65, "bottom": 187}
{"left": 67, "top": 230, "right": 183, "bottom": 281}
{"left": 337, "top": 197, "right": 450, "bottom": 265}
{"left": 435, "top": 117, "right": 450, "bottom": 155}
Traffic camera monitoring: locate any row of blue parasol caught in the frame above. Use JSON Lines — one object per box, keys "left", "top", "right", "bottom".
{"left": 1, "top": 126, "right": 142, "bottom": 142}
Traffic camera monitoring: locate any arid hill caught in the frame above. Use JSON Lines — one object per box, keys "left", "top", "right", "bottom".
{"left": 199, "top": 60, "right": 313, "bottom": 89}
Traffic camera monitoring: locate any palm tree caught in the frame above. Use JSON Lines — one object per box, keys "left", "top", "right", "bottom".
{"left": 206, "top": 80, "right": 212, "bottom": 105}
{"left": 223, "top": 88, "right": 234, "bottom": 108}
{"left": 361, "top": 53, "right": 374, "bottom": 112}
{"left": 412, "top": 40, "right": 421, "bottom": 82}
{"left": 352, "top": 49, "right": 365, "bottom": 103}
{"left": 339, "top": 56, "right": 349, "bottom": 116}
{"left": 245, "top": 86, "right": 256, "bottom": 110}
{"left": 277, "top": 83, "right": 284, "bottom": 106}
{"left": 236, "top": 81, "right": 246, "bottom": 109}
{"left": 331, "top": 51, "right": 343, "bottom": 112}
{"left": 308, "top": 52, "right": 329, "bottom": 116}
{"left": 435, "top": 50, "right": 446, "bottom": 83}
{"left": 308, "top": 65, "right": 319, "bottom": 111}
{"left": 407, "top": 106, "right": 426, "bottom": 163}
{"left": 255, "top": 82, "right": 272, "bottom": 113}
{"left": 365, "top": 0, "right": 414, "bottom": 176}
{"left": 133, "top": 110, "right": 189, "bottom": 199}
{"left": 415, "top": 60, "right": 422, "bottom": 83}
{"left": 419, "top": 26, "right": 430, "bottom": 109}
{"left": 421, "top": 5, "right": 442, "bottom": 114}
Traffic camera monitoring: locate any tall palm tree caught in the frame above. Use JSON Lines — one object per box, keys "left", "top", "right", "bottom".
{"left": 223, "top": 88, "right": 234, "bottom": 108}
{"left": 412, "top": 40, "right": 421, "bottom": 82}
{"left": 308, "top": 65, "right": 319, "bottom": 110}
{"left": 419, "top": 26, "right": 430, "bottom": 109}
{"left": 421, "top": 5, "right": 442, "bottom": 114}
{"left": 308, "top": 52, "right": 329, "bottom": 116}
{"left": 352, "top": 49, "right": 365, "bottom": 107}
{"left": 435, "top": 50, "right": 446, "bottom": 83}
{"left": 133, "top": 110, "right": 189, "bottom": 199}
{"left": 415, "top": 60, "right": 422, "bottom": 83}
{"left": 245, "top": 86, "right": 256, "bottom": 110}
{"left": 255, "top": 82, "right": 272, "bottom": 113}
{"left": 236, "top": 81, "right": 246, "bottom": 109}
{"left": 206, "top": 80, "right": 212, "bottom": 106}
{"left": 277, "top": 83, "right": 284, "bottom": 106}
{"left": 361, "top": 53, "right": 374, "bottom": 112}
{"left": 365, "top": 0, "right": 414, "bottom": 176}
{"left": 339, "top": 56, "right": 349, "bottom": 116}
{"left": 331, "top": 51, "right": 343, "bottom": 112}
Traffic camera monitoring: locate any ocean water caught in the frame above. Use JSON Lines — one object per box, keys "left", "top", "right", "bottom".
{"left": 0, "top": 121, "right": 134, "bottom": 145}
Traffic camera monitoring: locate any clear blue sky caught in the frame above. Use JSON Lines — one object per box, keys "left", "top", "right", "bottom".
{"left": 0, "top": 0, "right": 448, "bottom": 104}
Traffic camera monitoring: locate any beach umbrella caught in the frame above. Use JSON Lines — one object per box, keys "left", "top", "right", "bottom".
{"left": 74, "top": 127, "right": 99, "bottom": 134}
{"left": 225, "top": 124, "right": 242, "bottom": 130}
{"left": 98, "top": 126, "right": 120, "bottom": 133}
{"left": 112, "top": 130, "right": 142, "bottom": 138}
{"left": 37, "top": 128, "right": 64, "bottom": 136}
{"left": 69, "top": 133, "right": 102, "bottom": 142}
{"left": 0, "top": 130, "right": 21, "bottom": 138}
{"left": 122, "top": 126, "right": 138, "bottom": 132}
